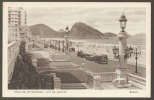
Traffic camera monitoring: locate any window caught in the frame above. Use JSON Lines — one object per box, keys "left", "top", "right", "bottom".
{"left": 15, "top": 28, "right": 18, "bottom": 32}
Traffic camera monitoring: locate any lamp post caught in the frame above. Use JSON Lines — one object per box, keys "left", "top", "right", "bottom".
{"left": 50, "top": 40, "right": 51, "bottom": 48}
{"left": 58, "top": 40, "right": 60, "bottom": 51}
{"left": 55, "top": 40, "right": 57, "bottom": 50}
{"left": 113, "top": 46, "right": 134, "bottom": 59}
{"left": 69, "top": 41, "right": 72, "bottom": 52}
{"left": 78, "top": 42, "right": 80, "bottom": 52}
{"left": 44, "top": 40, "right": 46, "bottom": 48}
{"left": 134, "top": 48, "right": 141, "bottom": 73}
{"left": 112, "top": 46, "right": 119, "bottom": 59}
{"left": 116, "top": 12, "right": 128, "bottom": 80}
{"left": 62, "top": 40, "right": 64, "bottom": 52}
{"left": 32, "top": 39, "right": 34, "bottom": 48}
{"left": 54, "top": 40, "right": 56, "bottom": 50}
{"left": 64, "top": 26, "right": 69, "bottom": 54}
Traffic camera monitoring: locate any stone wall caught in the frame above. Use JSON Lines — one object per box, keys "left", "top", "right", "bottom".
{"left": 8, "top": 41, "right": 20, "bottom": 82}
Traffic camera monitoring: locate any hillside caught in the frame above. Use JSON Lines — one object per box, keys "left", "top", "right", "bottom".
{"left": 58, "top": 29, "right": 65, "bottom": 33}
{"left": 69, "top": 22, "right": 104, "bottom": 39}
{"left": 29, "top": 23, "right": 104, "bottom": 39}
{"left": 29, "top": 24, "right": 58, "bottom": 38}
{"left": 103, "top": 32, "right": 117, "bottom": 38}
{"left": 29, "top": 23, "right": 146, "bottom": 46}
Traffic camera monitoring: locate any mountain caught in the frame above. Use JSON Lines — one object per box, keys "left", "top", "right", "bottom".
{"left": 29, "top": 24, "right": 64, "bottom": 38}
{"left": 58, "top": 29, "right": 65, "bottom": 33}
{"left": 69, "top": 22, "right": 104, "bottom": 39}
{"left": 103, "top": 32, "right": 117, "bottom": 37}
{"left": 29, "top": 22, "right": 104, "bottom": 39}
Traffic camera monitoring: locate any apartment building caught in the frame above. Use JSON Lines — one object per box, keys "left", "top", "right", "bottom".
{"left": 8, "top": 7, "right": 28, "bottom": 42}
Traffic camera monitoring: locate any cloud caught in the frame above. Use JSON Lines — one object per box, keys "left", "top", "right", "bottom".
{"left": 25, "top": 7, "right": 146, "bottom": 35}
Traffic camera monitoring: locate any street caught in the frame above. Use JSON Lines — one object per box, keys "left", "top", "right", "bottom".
{"left": 30, "top": 48, "right": 146, "bottom": 78}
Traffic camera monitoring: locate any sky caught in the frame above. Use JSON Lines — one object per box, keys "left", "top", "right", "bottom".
{"left": 25, "top": 7, "right": 146, "bottom": 35}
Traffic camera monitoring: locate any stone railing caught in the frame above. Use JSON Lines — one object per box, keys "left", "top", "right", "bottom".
{"left": 8, "top": 41, "right": 20, "bottom": 82}
{"left": 86, "top": 70, "right": 117, "bottom": 89}
{"left": 30, "top": 40, "right": 44, "bottom": 48}
{"left": 96, "top": 72, "right": 117, "bottom": 82}
{"left": 50, "top": 73, "right": 61, "bottom": 89}
{"left": 128, "top": 74, "right": 146, "bottom": 89}
{"left": 8, "top": 41, "right": 20, "bottom": 64}
{"left": 86, "top": 74, "right": 94, "bottom": 88}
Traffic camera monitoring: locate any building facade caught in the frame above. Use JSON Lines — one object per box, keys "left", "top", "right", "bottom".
{"left": 8, "top": 7, "right": 28, "bottom": 42}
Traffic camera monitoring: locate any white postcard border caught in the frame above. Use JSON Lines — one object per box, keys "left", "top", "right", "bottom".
{"left": 2, "top": 2, "right": 151, "bottom": 98}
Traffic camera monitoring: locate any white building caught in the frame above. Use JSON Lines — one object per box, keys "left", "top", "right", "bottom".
{"left": 8, "top": 7, "right": 28, "bottom": 42}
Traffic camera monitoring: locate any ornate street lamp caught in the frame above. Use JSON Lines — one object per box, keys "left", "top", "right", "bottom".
{"left": 134, "top": 48, "right": 141, "bottom": 73}
{"left": 55, "top": 40, "right": 57, "bottom": 50}
{"left": 62, "top": 40, "right": 64, "bottom": 52}
{"left": 113, "top": 13, "right": 143, "bottom": 88}
{"left": 112, "top": 12, "right": 133, "bottom": 60}
{"left": 50, "top": 40, "right": 52, "bottom": 48}
{"left": 32, "top": 39, "right": 35, "bottom": 48}
{"left": 129, "top": 46, "right": 134, "bottom": 57}
{"left": 58, "top": 40, "right": 60, "bottom": 51}
{"left": 77, "top": 42, "right": 79, "bottom": 52}
{"left": 125, "top": 46, "right": 131, "bottom": 59}
{"left": 119, "top": 12, "right": 127, "bottom": 32}
{"left": 54, "top": 40, "right": 56, "bottom": 50}
{"left": 112, "top": 46, "right": 119, "bottom": 59}
{"left": 65, "top": 26, "right": 69, "bottom": 36}
{"left": 44, "top": 40, "right": 45, "bottom": 48}
{"left": 64, "top": 26, "right": 70, "bottom": 54}
{"left": 112, "top": 46, "right": 134, "bottom": 60}
{"left": 113, "top": 12, "right": 129, "bottom": 87}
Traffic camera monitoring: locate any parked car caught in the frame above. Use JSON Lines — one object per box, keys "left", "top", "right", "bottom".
{"left": 80, "top": 52, "right": 87, "bottom": 58}
{"left": 94, "top": 54, "right": 108, "bottom": 64}
{"left": 77, "top": 51, "right": 82, "bottom": 57}
{"left": 77, "top": 51, "right": 86, "bottom": 58}
{"left": 69, "top": 47, "right": 75, "bottom": 52}
{"left": 85, "top": 54, "right": 95, "bottom": 61}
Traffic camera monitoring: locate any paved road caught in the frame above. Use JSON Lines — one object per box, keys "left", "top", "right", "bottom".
{"left": 30, "top": 48, "right": 146, "bottom": 78}
{"left": 69, "top": 52, "right": 145, "bottom": 78}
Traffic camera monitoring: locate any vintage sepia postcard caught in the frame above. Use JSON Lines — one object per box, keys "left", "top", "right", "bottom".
{"left": 2, "top": 2, "right": 151, "bottom": 98}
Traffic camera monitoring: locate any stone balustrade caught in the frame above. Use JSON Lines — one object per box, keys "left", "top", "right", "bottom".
{"left": 49, "top": 73, "right": 61, "bottom": 89}
{"left": 86, "top": 71, "right": 117, "bottom": 89}
{"left": 128, "top": 74, "right": 146, "bottom": 89}
{"left": 31, "top": 40, "right": 44, "bottom": 48}
{"left": 8, "top": 41, "right": 20, "bottom": 82}
{"left": 86, "top": 70, "right": 146, "bottom": 90}
{"left": 96, "top": 72, "right": 117, "bottom": 82}
{"left": 8, "top": 41, "right": 20, "bottom": 64}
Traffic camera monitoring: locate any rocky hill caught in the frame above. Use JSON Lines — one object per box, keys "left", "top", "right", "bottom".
{"left": 29, "top": 23, "right": 104, "bottom": 39}
{"left": 29, "top": 23, "right": 145, "bottom": 46}
{"left": 58, "top": 29, "right": 65, "bottom": 33}
{"left": 29, "top": 24, "right": 59, "bottom": 38}
{"left": 103, "top": 32, "right": 117, "bottom": 37}
{"left": 68, "top": 22, "right": 104, "bottom": 39}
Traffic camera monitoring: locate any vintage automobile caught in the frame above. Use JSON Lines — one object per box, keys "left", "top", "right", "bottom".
{"left": 85, "top": 54, "right": 95, "bottom": 61}
{"left": 77, "top": 51, "right": 86, "bottom": 58}
{"left": 80, "top": 52, "right": 87, "bottom": 58}
{"left": 69, "top": 47, "right": 75, "bottom": 52}
{"left": 94, "top": 54, "right": 108, "bottom": 64}
{"left": 77, "top": 51, "right": 82, "bottom": 57}
{"left": 72, "top": 48, "right": 75, "bottom": 52}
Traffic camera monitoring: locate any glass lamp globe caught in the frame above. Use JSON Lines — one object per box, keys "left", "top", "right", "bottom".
{"left": 119, "top": 12, "right": 127, "bottom": 32}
